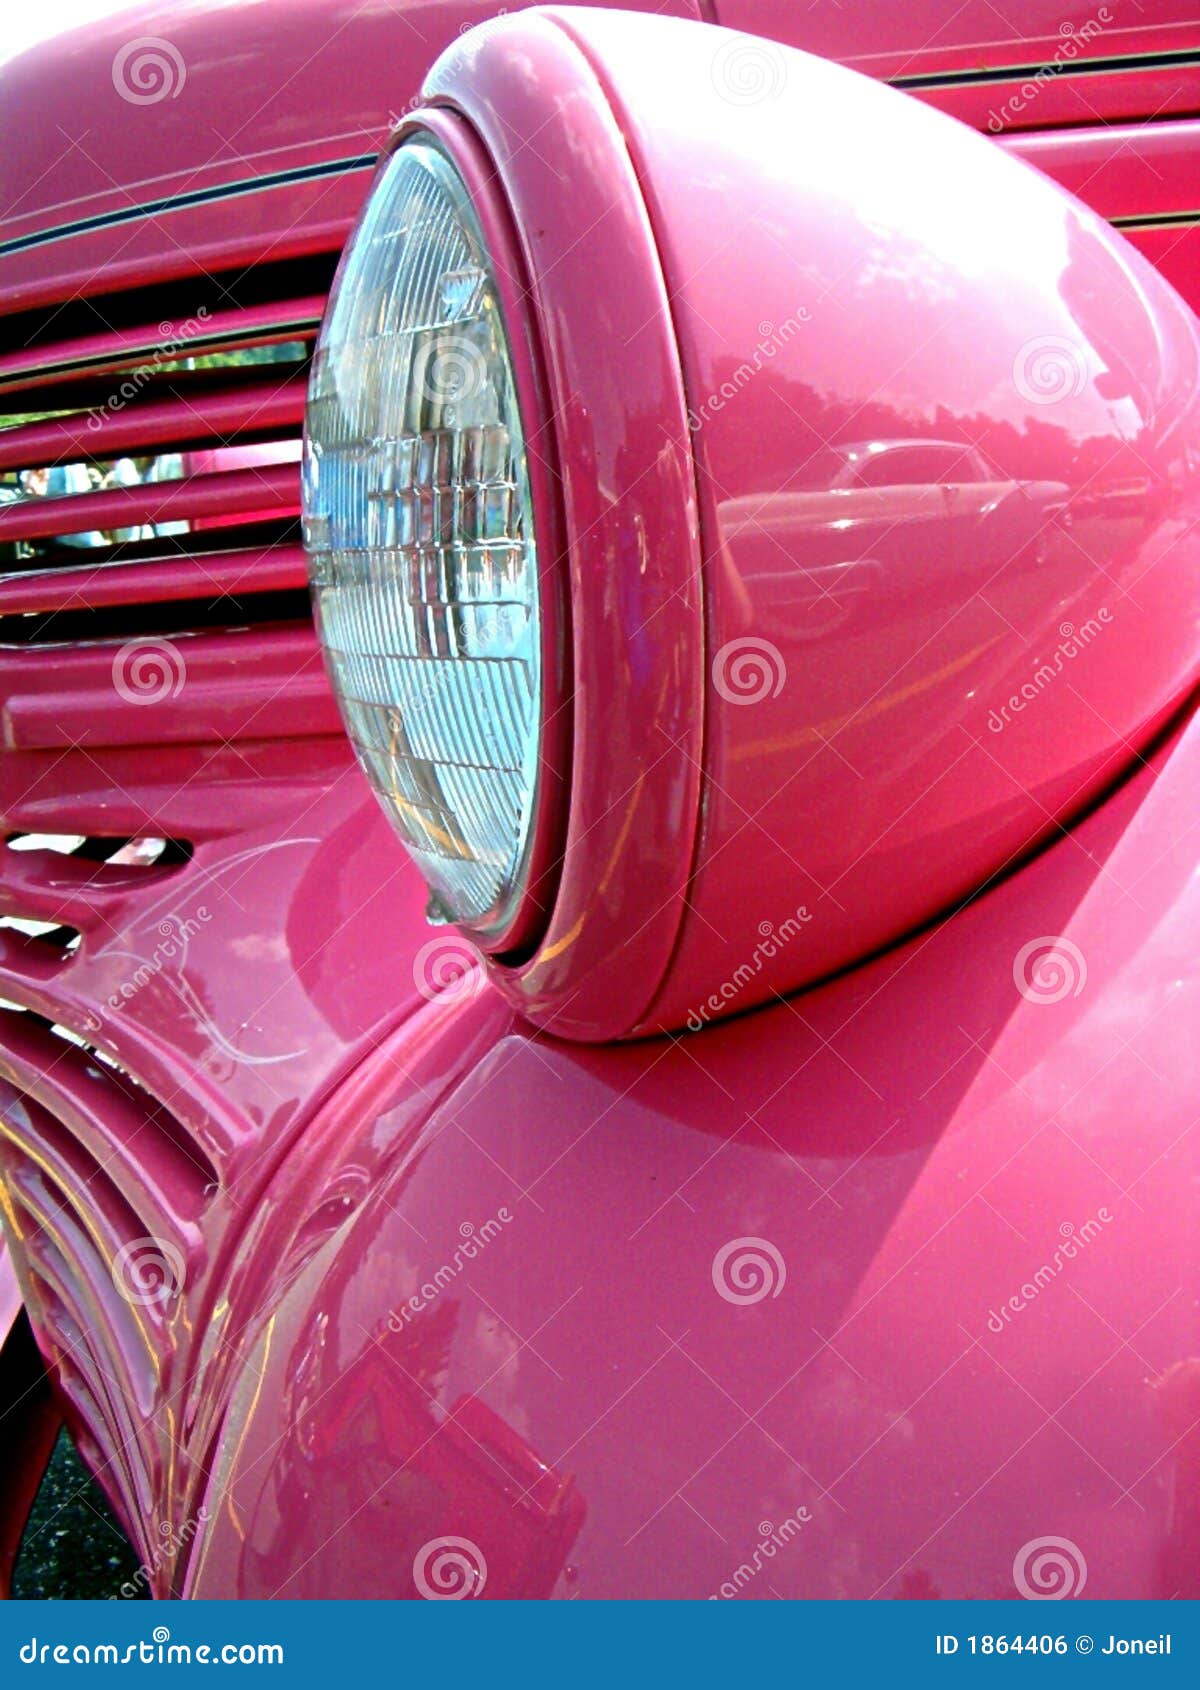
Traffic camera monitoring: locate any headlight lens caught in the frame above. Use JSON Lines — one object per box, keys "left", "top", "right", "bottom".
{"left": 303, "top": 138, "right": 543, "bottom": 935}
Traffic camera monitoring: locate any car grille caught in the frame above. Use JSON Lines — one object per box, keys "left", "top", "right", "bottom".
{"left": 0, "top": 251, "right": 340, "bottom": 1563}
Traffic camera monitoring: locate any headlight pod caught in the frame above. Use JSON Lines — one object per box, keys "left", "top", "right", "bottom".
{"left": 308, "top": 7, "right": 1200, "bottom": 1040}
{"left": 306, "top": 16, "right": 705, "bottom": 1033}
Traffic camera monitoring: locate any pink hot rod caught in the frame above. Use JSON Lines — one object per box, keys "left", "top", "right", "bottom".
{"left": 1, "top": 0, "right": 1199, "bottom": 1601}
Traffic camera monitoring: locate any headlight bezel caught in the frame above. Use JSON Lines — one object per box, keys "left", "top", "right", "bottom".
{"left": 308, "top": 51, "right": 707, "bottom": 1039}
{"left": 415, "top": 45, "right": 708, "bottom": 1039}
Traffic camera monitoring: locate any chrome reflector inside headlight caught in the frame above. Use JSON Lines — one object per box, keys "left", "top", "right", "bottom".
{"left": 303, "top": 138, "right": 543, "bottom": 935}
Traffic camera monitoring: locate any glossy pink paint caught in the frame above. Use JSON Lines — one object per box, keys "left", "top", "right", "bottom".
{"left": 0, "top": 0, "right": 1196, "bottom": 1603}
{"left": 185, "top": 700, "right": 1200, "bottom": 1600}
{"left": 714, "top": 0, "right": 1200, "bottom": 129}
{"left": 416, "top": 7, "right": 1200, "bottom": 1036}
{"left": 0, "top": 1242, "right": 19, "bottom": 1350}
{"left": 0, "top": 0, "right": 703, "bottom": 314}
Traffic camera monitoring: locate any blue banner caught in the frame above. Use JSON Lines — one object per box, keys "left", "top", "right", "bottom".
{"left": 0, "top": 1600, "right": 1195, "bottom": 1685}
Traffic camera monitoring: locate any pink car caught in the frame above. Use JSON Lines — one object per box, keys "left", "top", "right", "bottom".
{"left": 1, "top": 0, "right": 1198, "bottom": 1603}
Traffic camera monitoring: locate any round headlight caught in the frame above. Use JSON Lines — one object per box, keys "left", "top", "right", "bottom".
{"left": 303, "top": 138, "right": 547, "bottom": 940}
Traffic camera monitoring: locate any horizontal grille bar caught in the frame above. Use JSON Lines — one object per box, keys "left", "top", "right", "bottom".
{"left": 0, "top": 461, "right": 300, "bottom": 547}
{"left": 0, "top": 372, "right": 308, "bottom": 472}
{"left": 0, "top": 538, "right": 309, "bottom": 617}
{"left": 0, "top": 293, "right": 323, "bottom": 398}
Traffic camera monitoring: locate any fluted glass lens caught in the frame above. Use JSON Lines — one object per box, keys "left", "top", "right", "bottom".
{"left": 303, "top": 139, "right": 541, "bottom": 930}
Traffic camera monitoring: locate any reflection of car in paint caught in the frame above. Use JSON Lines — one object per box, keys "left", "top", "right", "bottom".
{"left": 719, "top": 440, "right": 1072, "bottom": 638}
{"left": 1, "top": 0, "right": 1200, "bottom": 1607}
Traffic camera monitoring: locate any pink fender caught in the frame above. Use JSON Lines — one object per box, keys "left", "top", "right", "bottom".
{"left": 185, "top": 700, "right": 1200, "bottom": 1600}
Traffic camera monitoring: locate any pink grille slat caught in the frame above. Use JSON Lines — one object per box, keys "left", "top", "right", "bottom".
{"left": 0, "top": 460, "right": 299, "bottom": 546}
{"left": 0, "top": 1082, "right": 164, "bottom": 1274}
{"left": 1, "top": 623, "right": 337, "bottom": 751}
{"left": 0, "top": 235, "right": 357, "bottom": 1548}
{"left": 0, "top": 848, "right": 178, "bottom": 930}
{"left": 22, "top": 1283, "right": 156, "bottom": 1536}
{"left": 47, "top": 1344, "right": 155, "bottom": 1534}
{"left": 0, "top": 1012, "right": 213, "bottom": 1240}
{"left": 16, "top": 1237, "right": 162, "bottom": 1535}
{"left": 0, "top": 372, "right": 308, "bottom": 472}
{"left": 0, "top": 540, "right": 309, "bottom": 618}
{"left": 6, "top": 1204, "right": 164, "bottom": 1544}
{"left": 0, "top": 293, "right": 324, "bottom": 398}
{"left": 8, "top": 1182, "right": 158, "bottom": 1412}
{"left": 0, "top": 928, "right": 74, "bottom": 985}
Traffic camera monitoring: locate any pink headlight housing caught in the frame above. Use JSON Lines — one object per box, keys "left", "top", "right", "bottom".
{"left": 372, "top": 6, "right": 1200, "bottom": 1039}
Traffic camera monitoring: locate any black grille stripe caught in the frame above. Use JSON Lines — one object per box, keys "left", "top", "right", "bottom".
{"left": 0, "top": 154, "right": 377, "bottom": 260}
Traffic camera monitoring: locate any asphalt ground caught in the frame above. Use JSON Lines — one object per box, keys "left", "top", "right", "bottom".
{"left": 12, "top": 1431, "right": 144, "bottom": 1599}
